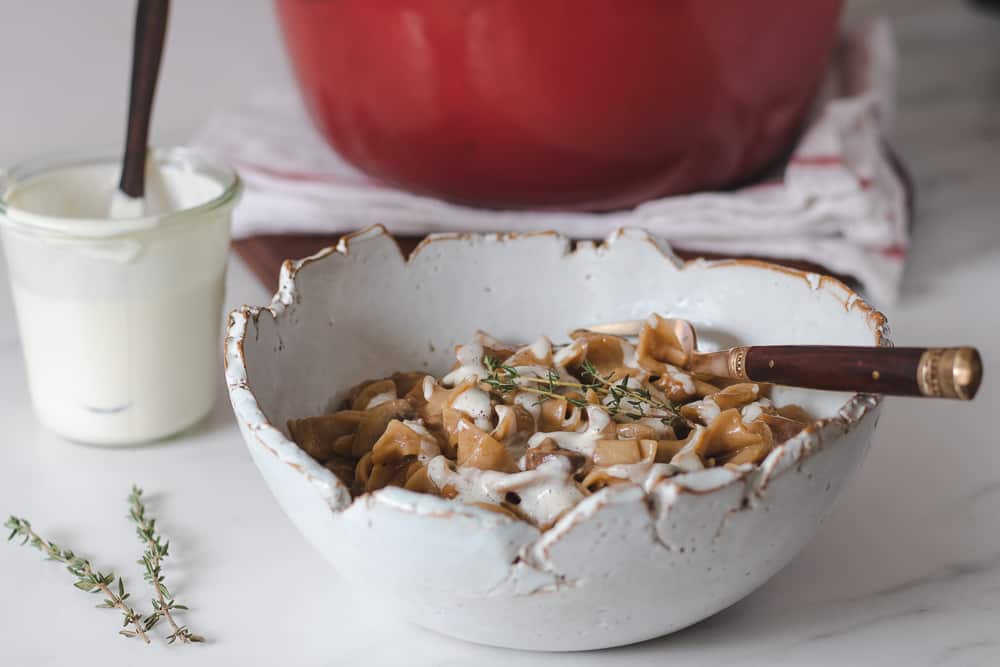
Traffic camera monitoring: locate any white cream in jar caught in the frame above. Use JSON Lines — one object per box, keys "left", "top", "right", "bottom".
{"left": 0, "top": 148, "right": 240, "bottom": 445}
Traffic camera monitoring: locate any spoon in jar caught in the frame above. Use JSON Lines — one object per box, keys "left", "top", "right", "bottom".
{"left": 109, "top": 0, "right": 170, "bottom": 219}
{"left": 587, "top": 318, "right": 982, "bottom": 400}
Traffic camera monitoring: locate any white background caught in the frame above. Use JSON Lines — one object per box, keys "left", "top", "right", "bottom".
{"left": 1, "top": 1, "right": 999, "bottom": 665}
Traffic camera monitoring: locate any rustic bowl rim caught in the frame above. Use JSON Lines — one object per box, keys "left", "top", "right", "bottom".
{"left": 224, "top": 224, "right": 889, "bottom": 517}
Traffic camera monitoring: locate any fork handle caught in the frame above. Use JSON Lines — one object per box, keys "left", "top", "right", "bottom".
{"left": 729, "top": 346, "right": 982, "bottom": 399}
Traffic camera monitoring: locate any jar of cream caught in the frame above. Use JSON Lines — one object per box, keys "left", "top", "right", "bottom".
{"left": 0, "top": 147, "right": 241, "bottom": 445}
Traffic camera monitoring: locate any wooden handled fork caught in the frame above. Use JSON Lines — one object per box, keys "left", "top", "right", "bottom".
{"left": 587, "top": 319, "right": 982, "bottom": 400}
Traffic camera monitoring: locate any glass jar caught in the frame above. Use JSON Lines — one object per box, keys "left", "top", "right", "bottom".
{"left": 0, "top": 147, "right": 241, "bottom": 445}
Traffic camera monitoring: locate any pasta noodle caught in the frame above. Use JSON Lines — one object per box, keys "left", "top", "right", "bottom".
{"left": 288, "top": 319, "right": 813, "bottom": 529}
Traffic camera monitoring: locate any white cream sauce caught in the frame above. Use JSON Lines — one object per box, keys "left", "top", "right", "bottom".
{"left": 448, "top": 385, "right": 494, "bottom": 431}
{"left": 364, "top": 391, "right": 396, "bottom": 409}
{"left": 601, "top": 461, "right": 680, "bottom": 493}
{"left": 442, "top": 343, "right": 488, "bottom": 386}
{"left": 526, "top": 405, "right": 612, "bottom": 458}
{"left": 670, "top": 426, "right": 707, "bottom": 472}
{"left": 552, "top": 339, "right": 586, "bottom": 367}
{"left": 687, "top": 397, "right": 721, "bottom": 424}
{"left": 400, "top": 419, "right": 442, "bottom": 462}
{"left": 740, "top": 398, "right": 773, "bottom": 424}
{"left": 421, "top": 375, "right": 438, "bottom": 401}
{"left": 666, "top": 364, "right": 696, "bottom": 394}
{"left": 619, "top": 338, "right": 640, "bottom": 370}
{"left": 492, "top": 457, "right": 584, "bottom": 527}
{"left": 526, "top": 337, "right": 552, "bottom": 362}
{"left": 427, "top": 455, "right": 583, "bottom": 526}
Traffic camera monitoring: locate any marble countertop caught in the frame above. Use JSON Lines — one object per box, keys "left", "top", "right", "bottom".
{"left": 1, "top": 1, "right": 998, "bottom": 665}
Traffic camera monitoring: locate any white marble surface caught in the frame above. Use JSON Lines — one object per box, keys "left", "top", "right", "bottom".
{"left": 1, "top": 1, "right": 999, "bottom": 665}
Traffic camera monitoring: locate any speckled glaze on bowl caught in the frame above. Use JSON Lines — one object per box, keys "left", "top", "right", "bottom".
{"left": 224, "top": 226, "right": 887, "bottom": 651}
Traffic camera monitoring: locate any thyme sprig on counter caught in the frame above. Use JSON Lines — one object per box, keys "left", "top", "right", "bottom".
{"left": 4, "top": 516, "right": 150, "bottom": 643}
{"left": 128, "top": 486, "right": 204, "bottom": 644}
{"left": 482, "top": 355, "right": 683, "bottom": 425}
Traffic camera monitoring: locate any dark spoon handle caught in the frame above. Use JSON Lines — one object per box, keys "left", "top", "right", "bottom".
{"left": 119, "top": 0, "right": 169, "bottom": 198}
{"left": 740, "top": 346, "right": 982, "bottom": 399}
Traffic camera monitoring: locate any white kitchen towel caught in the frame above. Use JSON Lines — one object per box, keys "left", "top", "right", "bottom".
{"left": 195, "top": 19, "right": 906, "bottom": 305}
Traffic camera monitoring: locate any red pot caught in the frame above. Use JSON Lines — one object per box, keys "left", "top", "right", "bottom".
{"left": 277, "top": 0, "right": 843, "bottom": 210}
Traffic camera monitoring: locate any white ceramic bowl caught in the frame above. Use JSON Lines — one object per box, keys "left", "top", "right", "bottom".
{"left": 225, "top": 226, "right": 887, "bottom": 651}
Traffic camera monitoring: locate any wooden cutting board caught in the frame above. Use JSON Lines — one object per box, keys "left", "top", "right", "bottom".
{"left": 233, "top": 234, "right": 848, "bottom": 294}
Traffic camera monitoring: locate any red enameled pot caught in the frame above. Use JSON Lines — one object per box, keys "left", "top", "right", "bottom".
{"left": 277, "top": 0, "right": 843, "bottom": 210}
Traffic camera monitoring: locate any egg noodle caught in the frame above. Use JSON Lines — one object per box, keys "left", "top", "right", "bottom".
{"left": 288, "top": 315, "right": 811, "bottom": 528}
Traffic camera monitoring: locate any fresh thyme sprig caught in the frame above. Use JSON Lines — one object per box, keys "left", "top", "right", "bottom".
{"left": 4, "top": 516, "right": 150, "bottom": 643}
{"left": 481, "top": 355, "right": 683, "bottom": 425}
{"left": 580, "top": 360, "right": 683, "bottom": 424}
{"left": 482, "top": 356, "right": 588, "bottom": 408}
{"left": 481, "top": 355, "right": 518, "bottom": 393}
{"left": 128, "top": 486, "right": 204, "bottom": 644}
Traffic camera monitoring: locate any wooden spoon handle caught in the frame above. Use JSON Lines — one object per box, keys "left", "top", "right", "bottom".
{"left": 734, "top": 346, "right": 982, "bottom": 399}
{"left": 119, "top": 0, "right": 170, "bottom": 198}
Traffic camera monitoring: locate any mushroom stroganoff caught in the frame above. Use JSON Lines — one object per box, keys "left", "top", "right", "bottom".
{"left": 287, "top": 315, "right": 813, "bottom": 529}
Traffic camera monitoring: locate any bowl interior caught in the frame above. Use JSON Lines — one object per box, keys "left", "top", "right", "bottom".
{"left": 242, "top": 228, "right": 882, "bottom": 447}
